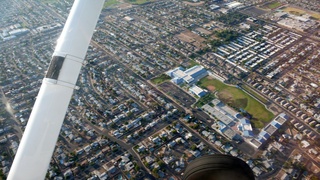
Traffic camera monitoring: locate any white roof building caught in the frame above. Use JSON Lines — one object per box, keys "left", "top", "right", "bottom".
{"left": 225, "top": 1, "right": 243, "bottom": 9}
{"left": 166, "top": 65, "right": 208, "bottom": 85}
{"left": 249, "top": 113, "right": 288, "bottom": 149}
{"left": 189, "top": 85, "right": 207, "bottom": 97}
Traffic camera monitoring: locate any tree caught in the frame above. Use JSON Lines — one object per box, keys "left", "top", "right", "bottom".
{"left": 215, "top": 12, "right": 248, "bottom": 26}
{"left": 0, "top": 169, "right": 6, "bottom": 180}
{"left": 191, "top": 144, "right": 197, "bottom": 151}
{"left": 192, "top": 124, "right": 199, "bottom": 129}
{"left": 152, "top": 168, "right": 159, "bottom": 178}
{"left": 134, "top": 165, "right": 140, "bottom": 171}
{"left": 158, "top": 161, "right": 165, "bottom": 169}
{"left": 2, "top": 152, "right": 8, "bottom": 157}
{"left": 173, "top": 121, "right": 177, "bottom": 126}
{"left": 161, "top": 136, "right": 167, "bottom": 142}
{"left": 110, "top": 123, "right": 117, "bottom": 129}
{"left": 127, "top": 111, "right": 133, "bottom": 117}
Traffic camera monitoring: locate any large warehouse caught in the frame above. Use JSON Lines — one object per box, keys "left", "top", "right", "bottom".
{"left": 166, "top": 65, "right": 208, "bottom": 85}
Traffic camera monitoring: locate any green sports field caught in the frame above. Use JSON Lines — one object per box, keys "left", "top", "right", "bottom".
{"left": 266, "top": 2, "right": 282, "bottom": 9}
{"left": 127, "top": 0, "right": 151, "bottom": 5}
{"left": 198, "top": 76, "right": 274, "bottom": 128}
{"left": 104, "top": 0, "right": 120, "bottom": 8}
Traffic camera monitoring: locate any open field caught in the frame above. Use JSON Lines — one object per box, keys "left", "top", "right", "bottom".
{"left": 198, "top": 76, "right": 274, "bottom": 128}
{"left": 104, "top": 0, "right": 120, "bottom": 8}
{"left": 183, "top": 1, "right": 205, "bottom": 6}
{"left": 265, "top": 1, "right": 282, "bottom": 9}
{"left": 127, "top": 0, "right": 152, "bottom": 5}
{"left": 176, "top": 30, "right": 206, "bottom": 42}
{"left": 117, "top": 3, "right": 132, "bottom": 9}
{"left": 150, "top": 74, "right": 171, "bottom": 85}
{"left": 195, "top": 28, "right": 212, "bottom": 35}
{"left": 282, "top": 7, "right": 320, "bottom": 20}
{"left": 241, "top": 85, "right": 269, "bottom": 104}
{"left": 283, "top": 7, "right": 306, "bottom": 16}
{"left": 176, "top": 30, "right": 206, "bottom": 49}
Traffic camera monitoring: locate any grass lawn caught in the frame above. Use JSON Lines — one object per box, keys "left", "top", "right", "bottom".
{"left": 150, "top": 74, "right": 171, "bottom": 85}
{"left": 198, "top": 76, "right": 274, "bottom": 128}
{"left": 266, "top": 2, "right": 282, "bottom": 9}
{"left": 127, "top": 0, "right": 150, "bottom": 5}
{"left": 104, "top": 0, "right": 120, "bottom": 8}
{"left": 187, "top": 60, "right": 200, "bottom": 68}
{"left": 195, "top": 93, "right": 215, "bottom": 108}
{"left": 242, "top": 85, "right": 269, "bottom": 104}
{"left": 198, "top": 77, "right": 228, "bottom": 92}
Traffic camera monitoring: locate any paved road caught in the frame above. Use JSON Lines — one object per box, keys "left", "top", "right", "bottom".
{"left": 83, "top": 118, "right": 152, "bottom": 174}
{"left": 91, "top": 40, "right": 188, "bottom": 114}
{"left": 177, "top": 118, "right": 223, "bottom": 154}
{"left": 192, "top": 109, "right": 256, "bottom": 156}
{"left": 90, "top": 38, "right": 230, "bottom": 171}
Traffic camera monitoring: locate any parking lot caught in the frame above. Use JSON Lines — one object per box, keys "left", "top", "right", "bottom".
{"left": 159, "top": 82, "right": 196, "bottom": 108}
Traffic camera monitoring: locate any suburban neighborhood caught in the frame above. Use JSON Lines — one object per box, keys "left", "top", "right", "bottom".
{"left": 0, "top": 0, "right": 319, "bottom": 179}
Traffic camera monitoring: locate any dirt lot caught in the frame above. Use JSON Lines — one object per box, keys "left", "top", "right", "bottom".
{"left": 183, "top": 1, "right": 204, "bottom": 6}
{"left": 207, "top": 85, "right": 215, "bottom": 92}
{"left": 117, "top": 3, "right": 132, "bottom": 9}
{"left": 195, "top": 28, "right": 212, "bottom": 35}
{"left": 177, "top": 30, "right": 205, "bottom": 43}
{"left": 176, "top": 30, "right": 206, "bottom": 48}
{"left": 159, "top": 82, "right": 196, "bottom": 107}
{"left": 282, "top": 6, "right": 320, "bottom": 19}
{"left": 176, "top": 30, "right": 205, "bottom": 48}
{"left": 205, "top": 77, "right": 217, "bottom": 92}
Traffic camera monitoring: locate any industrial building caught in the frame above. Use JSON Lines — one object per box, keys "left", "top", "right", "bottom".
{"left": 277, "top": 15, "right": 317, "bottom": 32}
{"left": 8, "top": 28, "right": 29, "bottom": 36}
{"left": 1, "top": 28, "right": 29, "bottom": 41}
{"left": 166, "top": 65, "right": 208, "bottom": 85}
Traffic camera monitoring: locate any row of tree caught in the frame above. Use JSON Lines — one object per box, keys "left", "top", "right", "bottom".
{"left": 215, "top": 11, "right": 248, "bottom": 26}
{"left": 208, "top": 30, "right": 240, "bottom": 50}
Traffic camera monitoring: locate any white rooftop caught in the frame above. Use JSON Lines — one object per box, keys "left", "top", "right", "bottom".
{"left": 190, "top": 85, "right": 205, "bottom": 95}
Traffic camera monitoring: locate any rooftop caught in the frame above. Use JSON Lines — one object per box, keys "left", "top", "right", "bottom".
{"left": 189, "top": 85, "right": 206, "bottom": 96}
{"left": 202, "top": 104, "right": 233, "bottom": 125}
{"left": 264, "top": 124, "right": 278, "bottom": 135}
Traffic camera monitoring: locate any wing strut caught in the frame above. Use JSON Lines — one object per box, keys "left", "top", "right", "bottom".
{"left": 8, "top": 0, "right": 104, "bottom": 179}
